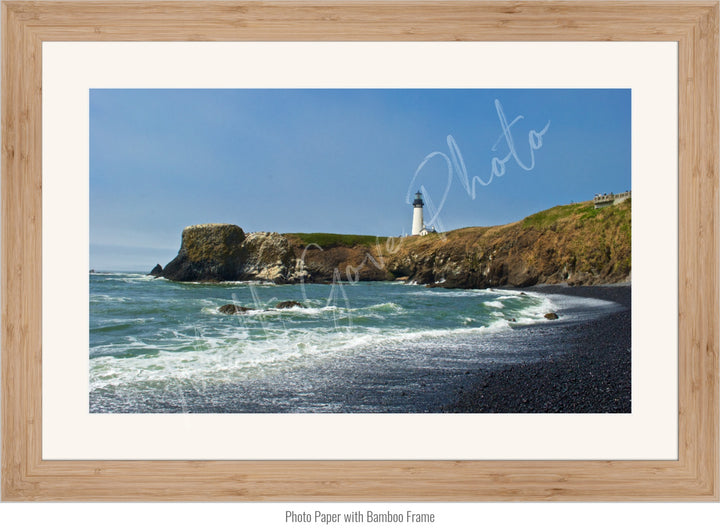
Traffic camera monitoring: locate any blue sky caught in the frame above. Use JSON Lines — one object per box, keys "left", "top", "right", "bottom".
{"left": 90, "top": 89, "right": 631, "bottom": 271}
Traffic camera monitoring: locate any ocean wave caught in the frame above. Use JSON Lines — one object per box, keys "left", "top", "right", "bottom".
{"left": 406, "top": 289, "right": 491, "bottom": 298}
{"left": 216, "top": 280, "right": 277, "bottom": 286}
{"left": 89, "top": 282, "right": 621, "bottom": 394}
{"left": 114, "top": 275, "right": 163, "bottom": 284}
{"left": 91, "top": 294, "right": 131, "bottom": 303}
{"left": 212, "top": 304, "right": 345, "bottom": 317}
{"left": 204, "top": 301, "right": 406, "bottom": 319}
{"left": 89, "top": 315, "right": 523, "bottom": 391}
{"left": 357, "top": 302, "right": 403, "bottom": 313}
{"left": 91, "top": 318, "right": 149, "bottom": 333}
{"left": 483, "top": 300, "right": 504, "bottom": 308}
{"left": 90, "top": 272, "right": 155, "bottom": 279}
{"left": 271, "top": 305, "right": 339, "bottom": 315}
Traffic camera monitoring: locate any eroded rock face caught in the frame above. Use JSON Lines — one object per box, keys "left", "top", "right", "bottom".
{"left": 284, "top": 243, "right": 393, "bottom": 284}
{"left": 383, "top": 200, "right": 631, "bottom": 289}
{"left": 238, "top": 232, "right": 294, "bottom": 284}
{"left": 162, "top": 224, "right": 247, "bottom": 281}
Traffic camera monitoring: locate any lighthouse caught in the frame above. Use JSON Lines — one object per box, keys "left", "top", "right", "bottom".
{"left": 412, "top": 191, "right": 424, "bottom": 235}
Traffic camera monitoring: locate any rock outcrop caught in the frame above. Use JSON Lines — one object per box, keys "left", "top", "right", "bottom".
{"left": 218, "top": 304, "right": 253, "bottom": 315}
{"left": 149, "top": 264, "right": 163, "bottom": 277}
{"left": 275, "top": 300, "right": 304, "bottom": 309}
{"left": 237, "top": 231, "right": 295, "bottom": 283}
{"left": 284, "top": 241, "right": 393, "bottom": 284}
{"left": 161, "top": 224, "right": 296, "bottom": 283}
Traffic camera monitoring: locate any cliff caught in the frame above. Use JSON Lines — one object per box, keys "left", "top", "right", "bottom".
{"left": 283, "top": 233, "right": 394, "bottom": 283}
{"left": 157, "top": 200, "right": 631, "bottom": 288}
{"left": 383, "top": 200, "right": 631, "bottom": 288}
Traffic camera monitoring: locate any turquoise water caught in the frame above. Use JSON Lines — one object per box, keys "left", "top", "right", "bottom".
{"left": 89, "top": 273, "right": 603, "bottom": 413}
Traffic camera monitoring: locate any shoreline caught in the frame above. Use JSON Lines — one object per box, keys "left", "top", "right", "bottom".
{"left": 90, "top": 275, "right": 631, "bottom": 413}
{"left": 444, "top": 284, "right": 631, "bottom": 413}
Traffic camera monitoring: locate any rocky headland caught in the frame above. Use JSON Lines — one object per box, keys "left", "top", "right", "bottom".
{"left": 155, "top": 200, "right": 631, "bottom": 289}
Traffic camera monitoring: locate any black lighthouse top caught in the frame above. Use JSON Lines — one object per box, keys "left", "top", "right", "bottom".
{"left": 413, "top": 191, "right": 424, "bottom": 207}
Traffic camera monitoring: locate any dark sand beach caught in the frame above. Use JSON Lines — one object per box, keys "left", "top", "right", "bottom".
{"left": 445, "top": 284, "right": 631, "bottom": 413}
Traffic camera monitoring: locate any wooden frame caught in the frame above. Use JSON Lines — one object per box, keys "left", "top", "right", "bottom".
{"left": 2, "top": 1, "right": 717, "bottom": 501}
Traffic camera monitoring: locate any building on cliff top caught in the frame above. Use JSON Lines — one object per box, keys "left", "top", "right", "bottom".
{"left": 411, "top": 191, "right": 438, "bottom": 236}
{"left": 593, "top": 191, "right": 631, "bottom": 209}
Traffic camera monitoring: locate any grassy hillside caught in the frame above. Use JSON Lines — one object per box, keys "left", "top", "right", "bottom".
{"left": 381, "top": 199, "right": 631, "bottom": 287}
{"left": 519, "top": 200, "right": 631, "bottom": 279}
{"left": 284, "top": 232, "right": 388, "bottom": 249}
{"left": 278, "top": 200, "right": 631, "bottom": 287}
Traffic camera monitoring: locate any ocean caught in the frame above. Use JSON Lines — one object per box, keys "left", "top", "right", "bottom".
{"left": 89, "top": 273, "right": 619, "bottom": 413}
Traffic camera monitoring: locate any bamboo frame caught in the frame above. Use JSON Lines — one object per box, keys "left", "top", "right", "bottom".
{"left": 2, "top": 1, "right": 718, "bottom": 501}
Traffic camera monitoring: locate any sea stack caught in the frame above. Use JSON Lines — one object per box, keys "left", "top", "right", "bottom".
{"left": 149, "top": 264, "right": 163, "bottom": 277}
{"left": 162, "top": 224, "right": 248, "bottom": 282}
{"left": 160, "top": 224, "right": 298, "bottom": 283}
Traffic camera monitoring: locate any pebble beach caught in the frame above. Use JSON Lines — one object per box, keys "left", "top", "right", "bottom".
{"left": 446, "top": 284, "right": 631, "bottom": 413}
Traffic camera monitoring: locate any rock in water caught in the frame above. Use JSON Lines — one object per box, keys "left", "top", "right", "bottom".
{"left": 218, "top": 304, "right": 253, "bottom": 315}
{"left": 544, "top": 312, "right": 559, "bottom": 320}
{"left": 149, "top": 264, "right": 163, "bottom": 277}
{"left": 162, "top": 224, "right": 247, "bottom": 281}
{"left": 275, "top": 300, "right": 304, "bottom": 309}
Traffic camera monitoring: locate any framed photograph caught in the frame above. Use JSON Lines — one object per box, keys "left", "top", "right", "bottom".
{"left": 2, "top": 1, "right": 717, "bottom": 501}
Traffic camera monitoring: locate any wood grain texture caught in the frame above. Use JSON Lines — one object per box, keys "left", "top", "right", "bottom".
{"left": 2, "top": 1, "right": 718, "bottom": 501}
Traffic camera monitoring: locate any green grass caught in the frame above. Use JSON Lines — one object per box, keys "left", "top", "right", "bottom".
{"left": 521, "top": 199, "right": 630, "bottom": 230}
{"left": 284, "top": 232, "right": 388, "bottom": 248}
{"left": 286, "top": 199, "right": 629, "bottom": 250}
{"left": 521, "top": 202, "right": 593, "bottom": 229}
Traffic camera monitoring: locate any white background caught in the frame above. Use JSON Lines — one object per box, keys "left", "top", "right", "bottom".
{"left": 1, "top": 0, "right": 719, "bottom": 530}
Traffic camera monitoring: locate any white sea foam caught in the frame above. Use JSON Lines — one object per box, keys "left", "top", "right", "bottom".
{"left": 89, "top": 277, "right": 622, "bottom": 396}
{"left": 271, "top": 305, "right": 340, "bottom": 315}
{"left": 91, "top": 294, "right": 131, "bottom": 303}
{"left": 533, "top": 294, "right": 621, "bottom": 321}
{"left": 89, "top": 316, "right": 523, "bottom": 391}
{"left": 217, "top": 280, "right": 277, "bottom": 286}
{"left": 407, "top": 288, "right": 492, "bottom": 298}
{"left": 102, "top": 273, "right": 161, "bottom": 284}
{"left": 361, "top": 302, "right": 403, "bottom": 312}
{"left": 483, "top": 300, "right": 504, "bottom": 308}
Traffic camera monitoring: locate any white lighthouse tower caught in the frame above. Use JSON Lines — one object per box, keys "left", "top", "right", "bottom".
{"left": 411, "top": 191, "right": 424, "bottom": 235}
